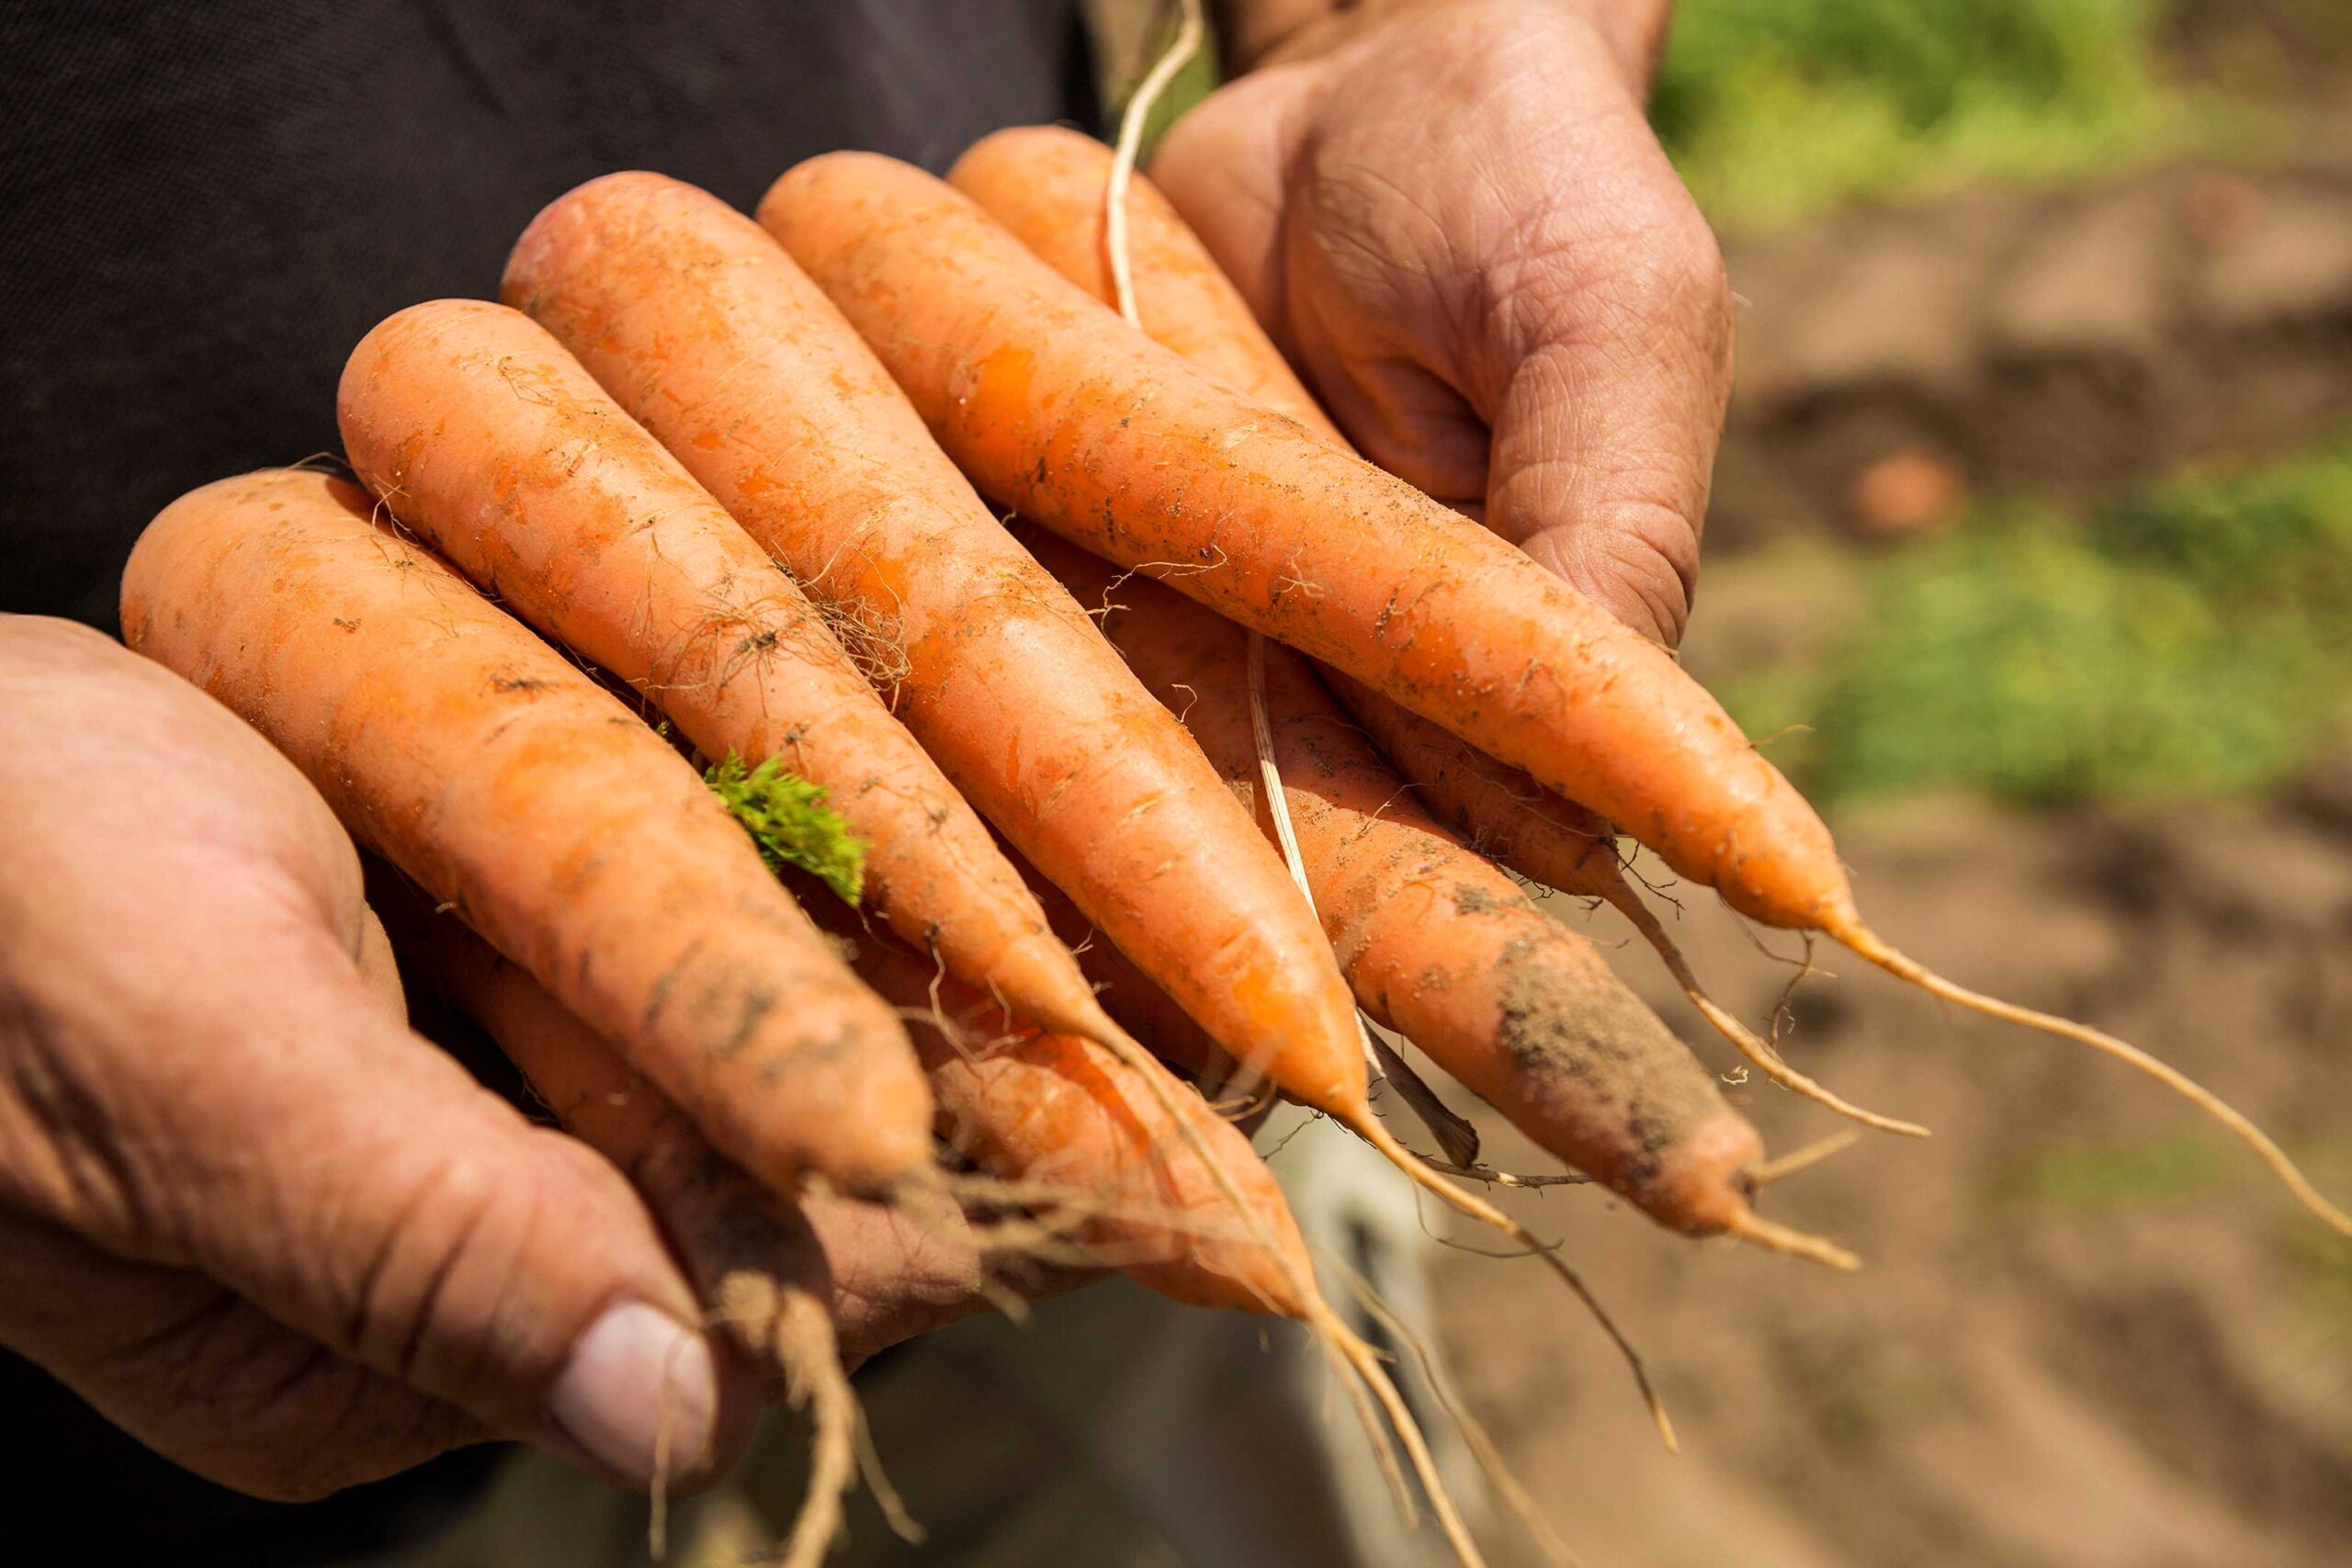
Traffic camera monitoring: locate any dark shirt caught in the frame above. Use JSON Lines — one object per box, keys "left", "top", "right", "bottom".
{"left": 0, "top": 3, "right": 1092, "bottom": 1561}
{"left": 1, "top": 0, "right": 1096, "bottom": 629}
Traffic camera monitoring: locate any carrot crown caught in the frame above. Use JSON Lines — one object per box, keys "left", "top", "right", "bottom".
{"left": 707, "top": 754, "right": 869, "bottom": 904}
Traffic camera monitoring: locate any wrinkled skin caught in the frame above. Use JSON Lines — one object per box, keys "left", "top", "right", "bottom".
{"left": 0, "top": 618, "right": 1026, "bottom": 1502}
{"left": 1162, "top": 0, "right": 1730, "bottom": 647}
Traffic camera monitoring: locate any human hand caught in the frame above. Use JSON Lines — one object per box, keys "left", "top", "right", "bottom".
{"left": 0, "top": 618, "right": 1029, "bottom": 1502}
{"left": 0, "top": 615, "right": 767, "bottom": 1498}
{"left": 1159, "top": 0, "right": 1732, "bottom": 647}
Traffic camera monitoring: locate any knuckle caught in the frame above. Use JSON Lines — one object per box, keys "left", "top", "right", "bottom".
{"left": 340, "top": 1144, "right": 531, "bottom": 1390}
{"left": 1611, "top": 512, "right": 1702, "bottom": 647}
{"left": 1613, "top": 195, "right": 1730, "bottom": 333}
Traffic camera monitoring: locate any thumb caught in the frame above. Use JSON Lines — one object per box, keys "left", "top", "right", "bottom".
{"left": 78, "top": 931, "right": 752, "bottom": 1490}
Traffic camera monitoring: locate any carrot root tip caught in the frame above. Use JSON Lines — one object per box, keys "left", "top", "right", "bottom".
{"left": 1722, "top": 1209, "right": 1861, "bottom": 1271}
{"left": 1839, "top": 922, "right": 2352, "bottom": 1238}
{"left": 1691, "top": 990, "right": 1931, "bottom": 1140}
{"left": 1607, "top": 884, "right": 1928, "bottom": 1139}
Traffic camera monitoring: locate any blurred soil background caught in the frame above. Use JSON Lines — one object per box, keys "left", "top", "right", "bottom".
{"left": 1091, "top": 1, "right": 2352, "bottom": 1562}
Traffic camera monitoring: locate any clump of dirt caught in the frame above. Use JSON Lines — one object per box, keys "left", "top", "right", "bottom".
{"left": 1437, "top": 789, "right": 2352, "bottom": 1565}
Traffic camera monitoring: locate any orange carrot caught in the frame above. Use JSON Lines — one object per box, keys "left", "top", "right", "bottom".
{"left": 120, "top": 469, "right": 931, "bottom": 1196}
{"left": 950, "top": 128, "right": 1624, "bottom": 888}
{"left": 336, "top": 299, "right": 1104, "bottom": 1053}
{"left": 385, "top": 889, "right": 855, "bottom": 1568}
{"left": 951, "top": 126, "right": 1923, "bottom": 1142}
{"left": 1012, "top": 858, "right": 1225, "bottom": 1083}
{"left": 503, "top": 173, "right": 1373, "bottom": 1142}
{"left": 1039, "top": 533, "right": 1853, "bottom": 1263}
{"left": 761, "top": 150, "right": 1834, "bottom": 926}
{"left": 952, "top": 130, "right": 1628, "bottom": 892}
{"left": 767, "top": 148, "right": 2346, "bottom": 1235}
{"left": 812, "top": 910, "right": 1502, "bottom": 1567}
{"left": 955, "top": 133, "right": 1636, "bottom": 902}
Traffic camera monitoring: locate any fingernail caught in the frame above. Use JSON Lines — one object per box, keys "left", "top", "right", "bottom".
{"left": 547, "top": 1302, "right": 718, "bottom": 1484}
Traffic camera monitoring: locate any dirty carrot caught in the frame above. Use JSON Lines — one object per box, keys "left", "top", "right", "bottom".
{"left": 759, "top": 149, "right": 1825, "bottom": 920}
{"left": 1041, "top": 531, "right": 1849, "bottom": 1267}
{"left": 503, "top": 171, "right": 1367, "bottom": 1142}
{"left": 336, "top": 299, "right": 1099, "bottom": 1056}
{"left": 120, "top": 468, "right": 932, "bottom": 1196}
{"left": 952, "top": 124, "right": 1926, "bottom": 1143}
{"left": 951, "top": 128, "right": 1623, "bottom": 897}
{"left": 391, "top": 893, "right": 856, "bottom": 1568}
{"left": 503, "top": 186, "right": 1632, "bottom": 1444}
{"left": 824, "top": 914, "right": 1490, "bottom": 1568}
{"left": 768, "top": 148, "right": 2346, "bottom": 1235}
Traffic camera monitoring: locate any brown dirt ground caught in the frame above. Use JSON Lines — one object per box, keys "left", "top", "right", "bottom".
{"left": 1433, "top": 778, "right": 2352, "bottom": 1566}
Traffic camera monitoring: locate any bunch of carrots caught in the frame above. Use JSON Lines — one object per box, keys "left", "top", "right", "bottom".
{"left": 116, "top": 107, "right": 2347, "bottom": 1567}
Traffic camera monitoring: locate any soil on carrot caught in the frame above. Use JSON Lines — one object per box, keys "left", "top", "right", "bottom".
{"left": 1489, "top": 940, "right": 1732, "bottom": 1185}
{"left": 1436, "top": 784, "right": 2352, "bottom": 1565}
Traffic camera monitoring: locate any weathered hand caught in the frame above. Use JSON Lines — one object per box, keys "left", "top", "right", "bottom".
{"left": 0, "top": 615, "right": 770, "bottom": 1499}
{"left": 0, "top": 618, "right": 1042, "bottom": 1503}
{"left": 1159, "top": 0, "right": 1732, "bottom": 646}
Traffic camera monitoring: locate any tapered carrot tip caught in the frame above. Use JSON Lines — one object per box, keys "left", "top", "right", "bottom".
{"left": 1834, "top": 917, "right": 2352, "bottom": 1238}
{"left": 1648, "top": 1111, "right": 1764, "bottom": 1234}
{"left": 1650, "top": 1114, "right": 1861, "bottom": 1270}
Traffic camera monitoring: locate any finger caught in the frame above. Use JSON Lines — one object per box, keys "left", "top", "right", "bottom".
{"left": 1160, "top": 10, "right": 1735, "bottom": 649}
{"left": 0, "top": 1205, "right": 482, "bottom": 1503}
{"left": 1478, "top": 185, "right": 1734, "bottom": 649}
{"left": 402, "top": 897, "right": 805, "bottom": 1447}
{"left": 10, "top": 919, "right": 753, "bottom": 1492}
{"left": 1427, "top": 18, "right": 1734, "bottom": 650}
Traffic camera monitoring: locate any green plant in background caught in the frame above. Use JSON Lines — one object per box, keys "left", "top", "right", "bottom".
{"left": 1720, "top": 435, "right": 2352, "bottom": 807}
{"left": 1653, "top": 0, "right": 2194, "bottom": 227}
{"left": 1991, "top": 1134, "right": 2232, "bottom": 1212}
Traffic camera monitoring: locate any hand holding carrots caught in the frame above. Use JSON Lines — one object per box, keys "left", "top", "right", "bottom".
{"left": 0, "top": 615, "right": 1075, "bottom": 1502}
{"left": 37, "top": 17, "right": 2348, "bottom": 1551}
{"left": 1153, "top": 0, "right": 1730, "bottom": 644}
